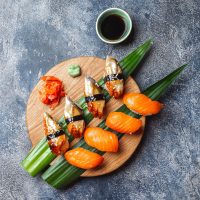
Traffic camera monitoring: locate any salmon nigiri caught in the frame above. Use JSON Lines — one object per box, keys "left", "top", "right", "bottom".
{"left": 106, "top": 112, "right": 142, "bottom": 134}
{"left": 123, "top": 93, "right": 163, "bottom": 116}
{"left": 64, "top": 147, "right": 104, "bottom": 169}
{"left": 84, "top": 127, "right": 119, "bottom": 152}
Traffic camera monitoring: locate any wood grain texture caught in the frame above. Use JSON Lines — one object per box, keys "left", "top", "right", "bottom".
{"left": 26, "top": 56, "right": 145, "bottom": 177}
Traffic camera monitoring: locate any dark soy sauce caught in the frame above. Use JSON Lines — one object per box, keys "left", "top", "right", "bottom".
{"left": 101, "top": 15, "right": 125, "bottom": 40}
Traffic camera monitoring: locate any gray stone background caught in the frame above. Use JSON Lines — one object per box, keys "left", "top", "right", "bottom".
{"left": 0, "top": 0, "right": 199, "bottom": 199}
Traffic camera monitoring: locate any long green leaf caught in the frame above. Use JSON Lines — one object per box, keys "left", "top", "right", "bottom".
{"left": 21, "top": 39, "right": 153, "bottom": 176}
{"left": 143, "top": 64, "right": 187, "bottom": 100}
{"left": 42, "top": 64, "right": 187, "bottom": 189}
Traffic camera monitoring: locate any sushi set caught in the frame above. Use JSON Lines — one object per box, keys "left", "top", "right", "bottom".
{"left": 22, "top": 40, "right": 187, "bottom": 189}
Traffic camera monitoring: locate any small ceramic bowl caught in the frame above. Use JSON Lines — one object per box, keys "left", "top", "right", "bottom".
{"left": 96, "top": 8, "right": 132, "bottom": 44}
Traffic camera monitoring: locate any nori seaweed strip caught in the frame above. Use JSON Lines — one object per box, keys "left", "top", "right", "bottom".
{"left": 65, "top": 115, "right": 83, "bottom": 124}
{"left": 104, "top": 73, "right": 123, "bottom": 82}
{"left": 85, "top": 94, "right": 104, "bottom": 103}
{"left": 47, "top": 130, "right": 65, "bottom": 140}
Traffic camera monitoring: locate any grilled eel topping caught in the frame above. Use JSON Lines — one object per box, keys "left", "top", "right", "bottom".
{"left": 84, "top": 76, "right": 105, "bottom": 118}
{"left": 104, "top": 56, "right": 124, "bottom": 99}
{"left": 43, "top": 112, "right": 69, "bottom": 155}
{"left": 64, "top": 97, "right": 85, "bottom": 138}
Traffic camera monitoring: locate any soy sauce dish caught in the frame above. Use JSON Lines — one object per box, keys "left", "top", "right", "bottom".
{"left": 96, "top": 8, "right": 132, "bottom": 44}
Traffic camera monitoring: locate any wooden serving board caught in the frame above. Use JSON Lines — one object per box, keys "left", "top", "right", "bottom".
{"left": 26, "top": 56, "right": 145, "bottom": 177}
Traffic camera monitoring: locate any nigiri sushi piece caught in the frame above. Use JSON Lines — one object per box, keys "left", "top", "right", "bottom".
{"left": 43, "top": 112, "right": 69, "bottom": 155}
{"left": 104, "top": 56, "right": 124, "bottom": 99}
{"left": 64, "top": 97, "right": 85, "bottom": 138}
{"left": 123, "top": 93, "right": 163, "bottom": 116}
{"left": 84, "top": 127, "right": 119, "bottom": 152}
{"left": 106, "top": 112, "right": 142, "bottom": 134}
{"left": 64, "top": 147, "right": 104, "bottom": 169}
{"left": 84, "top": 76, "right": 105, "bottom": 118}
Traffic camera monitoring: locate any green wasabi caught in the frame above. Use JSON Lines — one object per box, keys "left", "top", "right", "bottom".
{"left": 67, "top": 64, "right": 81, "bottom": 78}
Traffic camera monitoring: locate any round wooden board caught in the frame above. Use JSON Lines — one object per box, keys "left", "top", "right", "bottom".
{"left": 26, "top": 56, "right": 145, "bottom": 177}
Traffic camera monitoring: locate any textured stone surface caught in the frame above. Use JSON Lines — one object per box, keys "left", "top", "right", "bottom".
{"left": 0, "top": 0, "right": 199, "bottom": 199}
